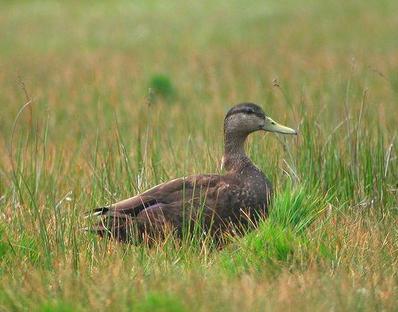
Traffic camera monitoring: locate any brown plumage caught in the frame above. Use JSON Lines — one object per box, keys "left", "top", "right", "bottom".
{"left": 89, "top": 103, "right": 297, "bottom": 243}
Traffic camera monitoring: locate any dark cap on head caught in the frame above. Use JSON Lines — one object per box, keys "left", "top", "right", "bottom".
{"left": 225, "top": 103, "right": 266, "bottom": 120}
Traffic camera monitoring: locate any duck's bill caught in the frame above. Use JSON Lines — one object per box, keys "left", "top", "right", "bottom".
{"left": 263, "top": 117, "right": 298, "bottom": 135}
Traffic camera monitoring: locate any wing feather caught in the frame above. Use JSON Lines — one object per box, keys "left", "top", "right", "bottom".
{"left": 94, "top": 174, "right": 240, "bottom": 217}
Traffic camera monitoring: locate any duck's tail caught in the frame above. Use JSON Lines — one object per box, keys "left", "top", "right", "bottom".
{"left": 84, "top": 207, "right": 135, "bottom": 242}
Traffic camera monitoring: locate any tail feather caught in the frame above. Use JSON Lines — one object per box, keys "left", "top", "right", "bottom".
{"left": 84, "top": 206, "right": 109, "bottom": 219}
{"left": 85, "top": 207, "right": 135, "bottom": 242}
{"left": 92, "top": 206, "right": 109, "bottom": 214}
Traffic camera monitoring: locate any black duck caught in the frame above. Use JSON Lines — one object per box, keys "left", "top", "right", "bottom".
{"left": 90, "top": 103, "right": 297, "bottom": 242}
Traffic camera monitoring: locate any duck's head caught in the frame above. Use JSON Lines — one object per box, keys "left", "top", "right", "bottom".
{"left": 224, "top": 103, "right": 297, "bottom": 136}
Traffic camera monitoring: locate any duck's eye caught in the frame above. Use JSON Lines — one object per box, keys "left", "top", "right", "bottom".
{"left": 245, "top": 109, "right": 255, "bottom": 115}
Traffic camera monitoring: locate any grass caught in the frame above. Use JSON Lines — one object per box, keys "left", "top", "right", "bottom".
{"left": 148, "top": 74, "right": 176, "bottom": 103}
{"left": 0, "top": 0, "right": 398, "bottom": 311}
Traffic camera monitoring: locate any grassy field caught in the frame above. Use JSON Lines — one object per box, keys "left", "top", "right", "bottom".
{"left": 0, "top": 0, "right": 397, "bottom": 311}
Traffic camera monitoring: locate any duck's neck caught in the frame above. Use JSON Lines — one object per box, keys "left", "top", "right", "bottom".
{"left": 222, "top": 131, "right": 253, "bottom": 172}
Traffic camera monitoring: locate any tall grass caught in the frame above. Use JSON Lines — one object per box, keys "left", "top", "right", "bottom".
{"left": 0, "top": 0, "right": 397, "bottom": 311}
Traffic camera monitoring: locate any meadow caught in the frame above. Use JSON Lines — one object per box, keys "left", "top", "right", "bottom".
{"left": 0, "top": 0, "right": 397, "bottom": 311}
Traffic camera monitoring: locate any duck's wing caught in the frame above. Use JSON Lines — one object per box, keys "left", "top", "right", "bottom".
{"left": 92, "top": 174, "right": 239, "bottom": 218}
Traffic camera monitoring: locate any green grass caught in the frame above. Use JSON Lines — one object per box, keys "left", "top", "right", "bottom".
{"left": 0, "top": 0, "right": 398, "bottom": 311}
{"left": 148, "top": 74, "right": 176, "bottom": 103}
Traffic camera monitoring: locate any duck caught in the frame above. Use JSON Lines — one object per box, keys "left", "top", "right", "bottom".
{"left": 90, "top": 103, "right": 297, "bottom": 243}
